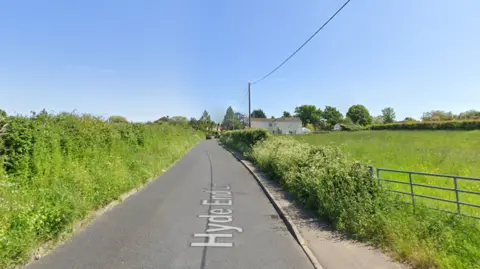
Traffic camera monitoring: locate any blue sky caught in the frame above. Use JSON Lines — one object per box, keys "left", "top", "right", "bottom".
{"left": 1, "top": 0, "right": 479, "bottom": 122}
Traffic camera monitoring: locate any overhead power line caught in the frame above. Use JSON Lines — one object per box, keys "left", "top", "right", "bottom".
{"left": 251, "top": 0, "right": 352, "bottom": 85}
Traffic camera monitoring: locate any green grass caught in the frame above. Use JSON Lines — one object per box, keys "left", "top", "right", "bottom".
{"left": 0, "top": 112, "right": 202, "bottom": 268}
{"left": 294, "top": 131, "right": 480, "bottom": 218}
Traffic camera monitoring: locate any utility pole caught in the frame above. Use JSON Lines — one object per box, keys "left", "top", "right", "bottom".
{"left": 248, "top": 81, "right": 251, "bottom": 128}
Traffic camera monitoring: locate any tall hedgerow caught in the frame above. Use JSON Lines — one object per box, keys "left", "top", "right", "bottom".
{"left": 371, "top": 120, "right": 480, "bottom": 130}
{"left": 251, "top": 137, "right": 387, "bottom": 238}
{"left": 0, "top": 112, "right": 201, "bottom": 268}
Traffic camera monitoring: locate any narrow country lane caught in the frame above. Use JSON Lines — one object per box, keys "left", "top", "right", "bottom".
{"left": 28, "top": 140, "right": 314, "bottom": 269}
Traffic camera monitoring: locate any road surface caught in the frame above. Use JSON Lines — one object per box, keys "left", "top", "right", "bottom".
{"left": 28, "top": 140, "right": 314, "bottom": 269}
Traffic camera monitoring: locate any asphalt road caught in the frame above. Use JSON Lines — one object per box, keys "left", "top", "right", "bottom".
{"left": 28, "top": 140, "right": 314, "bottom": 269}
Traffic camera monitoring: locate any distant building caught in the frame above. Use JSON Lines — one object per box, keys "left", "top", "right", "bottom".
{"left": 333, "top": 123, "right": 342, "bottom": 131}
{"left": 250, "top": 117, "right": 302, "bottom": 134}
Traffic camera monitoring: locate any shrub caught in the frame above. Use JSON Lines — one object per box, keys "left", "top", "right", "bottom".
{"left": 305, "top": 123, "right": 315, "bottom": 132}
{"left": 107, "top": 115, "right": 129, "bottom": 123}
{"left": 220, "top": 129, "right": 270, "bottom": 152}
{"left": 251, "top": 137, "right": 386, "bottom": 237}
{"left": 339, "top": 123, "right": 366, "bottom": 131}
{"left": 371, "top": 120, "right": 480, "bottom": 131}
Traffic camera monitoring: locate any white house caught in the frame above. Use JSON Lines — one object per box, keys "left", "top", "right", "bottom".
{"left": 250, "top": 117, "right": 303, "bottom": 134}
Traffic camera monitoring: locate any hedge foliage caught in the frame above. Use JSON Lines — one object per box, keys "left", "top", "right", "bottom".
{"left": 251, "top": 137, "right": 386, "bottom": 236}
{"left": 220, "top": 129, "right": 270, "bottom": 152}
{"left": 225, "top": 134, "right": 480, "bottom": 269}
{"left": 371, "top": 120, "right": 480, "bottom": 131}
{"left": 0, "top": 112, "right": 201, "bottom": 268}
{"left": 339, "top": 123, "right": 367, "bottom": 131}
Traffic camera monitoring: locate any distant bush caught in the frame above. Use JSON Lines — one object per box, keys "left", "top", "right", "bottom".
{"left": 371, "top": 120, "right": 480, "bottom": 131}
{"left": 339, "top": 123, "right": 366, "bottom": 131}
{"left": 305, "top": 123, "right": 315, "bottom": 132}
{"left": 107, "top": 115, "right": 129, "bottom": 123}
{"left": 220, "top": 129, "right": 270, "bottom": 152}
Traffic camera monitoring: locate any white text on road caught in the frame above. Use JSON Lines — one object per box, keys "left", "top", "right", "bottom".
{"left": 191, "top": 185, "right": 243, "bottom": 247}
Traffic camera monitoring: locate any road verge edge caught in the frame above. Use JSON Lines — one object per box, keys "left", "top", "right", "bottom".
{"left": 22, "top": 144, "right": 199, "bottom": 269}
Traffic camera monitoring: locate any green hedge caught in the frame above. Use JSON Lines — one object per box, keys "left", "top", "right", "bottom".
{"left": 251, "top": 137, "right": 385, "bottom": 236}
{"left": 371, "top": 120, "right": 480, "bottom": 130}
{"left": 339, "top": 124, "right": 367, "bottom": 131}
{"left": 0, "top": 112, "right": 201, "bottom": 268}
{"left": 220, "top": 129, "right": 270, "bottom": 151}
{"left": 226, "top": 135, "right": 480, "bottom": 269}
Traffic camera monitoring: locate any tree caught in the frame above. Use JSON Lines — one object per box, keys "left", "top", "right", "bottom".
{"left": 270, "top": 116, "right": 275, "bottom": 119}
{"left": 343, "top": 117, "right": 353, "bottom": 124}
{"left": 381, "top": 107, "right": 396, "bottom": 124}
{"left": 234, "top": 112, "right": 247, "bottom": 129}
{"left": 0, "top": 109, "right": 6, "bottom": 118}
{"left": 251, "top": 109, "right": 266, "bottom": 118}
{"left": 457, "top": 110, "right": 480, "bottom": 120}
{"left": 317, "top": 119, "right": 330, "bottom": 130}
{"left": 155, "top": 116, "right": 170, "bottom": 123}
{"left": 421, "top": 110, "right": 454, "bottom": 121}
{"left": 373, "top": 115, "right": 384, "bottom": 124}
{"left": 199, "top": 110, "right": 211, "bottom": 122}
{"left": 346, "top": 105, "right": 373, "bottom": 126}
{"left": 189, "top": 117, "right": 200, "bottom": 129}
{"left": 282, "top": 111, "right": 291, "bottom": 118}
{"left": 108, "top": 115, "right": 129, "bottom": 123}
{"left": 170, "top": 116, "right": 188, "bottom": 125}
{"left": 322, "top": 106, "right": 343, "bottom": 126}
{"left": 196, "top": 110, "right": 216, "bottom": 130}
{"left": 294, "top": 105, "right": 322, "bottom": 126}
{"left": 170, "top": 116, "right": 188, "bottom": 122}
{"left": 404, "top": 117, "right": 416, "bottom": 122}
{"left": 222, "top": 106, "right": 236, "bottom": 130}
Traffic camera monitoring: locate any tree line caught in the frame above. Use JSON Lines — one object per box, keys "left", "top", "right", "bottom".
{"left": 216, "top": 105, "right": 480, "bottom": 131}
{"left": 194, "top": 105, "right": 480, "bottom": 132}
{"left": 75, "top": 103, "right": 479, "bottom": 133}
{"left": 291, "top": 105, "right": 480, "bottom": 130}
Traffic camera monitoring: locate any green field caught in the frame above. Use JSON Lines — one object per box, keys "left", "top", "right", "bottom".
{"left": 294, "top": 131, "right": 480, "bottom": 217}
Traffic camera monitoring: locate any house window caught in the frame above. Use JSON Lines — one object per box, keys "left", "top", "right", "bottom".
{"left": 268, "top": 123, "right": 272, "bottom": 127}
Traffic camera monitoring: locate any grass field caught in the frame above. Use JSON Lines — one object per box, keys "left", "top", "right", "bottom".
{"left": 294, "top": 131, "right": 480, "bottom": 217}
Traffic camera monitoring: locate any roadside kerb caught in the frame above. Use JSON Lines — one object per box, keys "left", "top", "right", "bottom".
{"left": 220, "top": 143, "right": 324, "bottom": 269}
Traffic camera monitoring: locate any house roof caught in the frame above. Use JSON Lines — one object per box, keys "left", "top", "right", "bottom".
{"left": 275, "top": 117, "right": 301, "bottom": 122}
{"left": 250, "top": 117, "right": 301, "bottom": 123}
{"left": 250, "top": 118, "right": 273, "bottom": 122}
